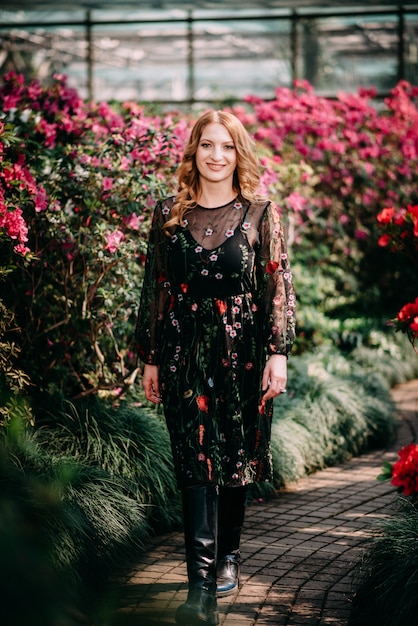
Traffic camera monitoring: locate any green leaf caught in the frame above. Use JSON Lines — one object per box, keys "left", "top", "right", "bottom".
{"left": 377, "top": 461, "right": 393, "bottom": 482}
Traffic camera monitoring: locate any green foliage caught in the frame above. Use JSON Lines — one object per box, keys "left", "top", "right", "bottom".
{"left": 33, "top": 394, "right": 182, "bottom": 532}
{"left": 0, "top": 299, "right": 33, "bottom": 426}
{"left": 351, "top": 500, "right": 418, "bottom": 626}
{"left": 0, "top": 414, "right": 149, "bottom": 623}
{"left": 0, "top": 446, "right": 82, "bottom": 626}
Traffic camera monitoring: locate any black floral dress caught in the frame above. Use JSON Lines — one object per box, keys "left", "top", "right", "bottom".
{"left": 135, "top": 196, "right": 296, "bottom": 488}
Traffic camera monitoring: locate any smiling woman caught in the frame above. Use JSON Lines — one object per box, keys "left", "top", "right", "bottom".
{"left": 135, "top": 109, "right": 296, "bottom": 625}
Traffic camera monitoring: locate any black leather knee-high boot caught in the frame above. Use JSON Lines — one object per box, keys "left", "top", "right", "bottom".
{"left": 216, "top": 485, "right": 247, "bottom": 597}
{"left": 175, "top": 484, "right": 219, "bottom": 626}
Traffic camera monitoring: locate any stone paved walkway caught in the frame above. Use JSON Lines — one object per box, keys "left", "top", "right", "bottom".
{"left": 114, "top": 379, "right": 418, "bottom": 626}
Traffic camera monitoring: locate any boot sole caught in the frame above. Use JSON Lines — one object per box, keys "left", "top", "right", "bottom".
{"left": 216, "top": 583, "right": 238, "bottom": 597}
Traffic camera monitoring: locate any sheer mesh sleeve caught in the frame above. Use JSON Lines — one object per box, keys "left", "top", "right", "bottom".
{"left": 135, "top": 200, "right": 172, "bottom": 365}
{"left": 256, "top": 201, "right": 296, "bottom": 356}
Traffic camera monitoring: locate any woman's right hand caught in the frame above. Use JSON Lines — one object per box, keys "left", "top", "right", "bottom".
{"left": 142, "top": 364, "right": 162, "bottom": 404}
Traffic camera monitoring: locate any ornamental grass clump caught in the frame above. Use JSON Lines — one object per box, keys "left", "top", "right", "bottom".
{"left": 349, "top": 330, "right": 418, "bottom": 386}
{"left": 350, "top": 500, "right": 418, "bottom": 626}
{"left": 0, "top": 417, "right": 149, "bottom": 623}
{"left": 270, "top": 345, "right": 397, "bottom": 489}
{"left": 34, "top": 394, "right": 181, "bottom": 532}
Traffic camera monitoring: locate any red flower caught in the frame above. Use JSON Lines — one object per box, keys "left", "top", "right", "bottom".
{"left": 407, "top": 204, "right": 418, "bottom": 220}
{"left": 376, "top": 207, "right": 395, "bottom": 224}
{"left": 266, "top": 260, "right": 279, "bottom": 274}
{"left": 377, "top": 234, "right": 391, "bottom": 247}
{"left": 391, "top": 443, "right": 418, "bottom": 496}
{"left": 215, "top": 299, "right": 227, "bottom": 315}
{"left": 196, "top": 395, "right": 209, "bottom": 413}
{"left": 180, "top": 283, "right": 189, "bottom": 293}
{"left": 397, "top": 298, "right": 418, "bottom": 323}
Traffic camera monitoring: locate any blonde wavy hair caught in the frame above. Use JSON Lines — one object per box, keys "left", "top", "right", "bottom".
{"left": 164, "top": 109, "right": 262, "bottom": 236}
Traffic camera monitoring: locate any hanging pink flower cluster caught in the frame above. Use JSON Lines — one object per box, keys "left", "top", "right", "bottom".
{"left": 0, "top": 120, "right": 50, "bottom": 256}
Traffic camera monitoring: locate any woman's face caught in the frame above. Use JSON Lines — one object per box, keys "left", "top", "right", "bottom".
{"left": 195, "top": 122, "right": 237, "bottom": 187}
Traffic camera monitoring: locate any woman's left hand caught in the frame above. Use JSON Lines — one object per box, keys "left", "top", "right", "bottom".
{"left": 261, "top": 354, "right": 287, "bottom": 401}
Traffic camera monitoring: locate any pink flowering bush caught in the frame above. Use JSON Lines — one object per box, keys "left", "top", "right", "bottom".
{"left": 1, "top": 71, "right": 418, "bottom": 400}
{"left": 0, "top": 72, "right": 189, "bottom": 398}
{"left": 232, "top": 80, "right": 418, "bottom": 323}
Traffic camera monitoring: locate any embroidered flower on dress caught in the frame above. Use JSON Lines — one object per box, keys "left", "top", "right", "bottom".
{"left": 170, "top": 365, "right": 177, "bottom": 372}
{"left": 234, "top": 202, "right": 243, "bottom": 210}
{"left": 232, "top": 306, "right": 240, "bottom": 314}
{"left": 195, "top": 245, "right": 203, "bottom": 253}
{"left": 201, "top": 269, "right": 209, "bottom": 276}
{"left": 205, "top": 228, "right": 214, "bottom": 236}
{"left": 234, "top": 296, "right": 242, "bottom": 305}
{"left": 197, "top": 395, "right": 209, "bottom": 412}
{"left": 215, "top": 299, "right": 227, "bottom": 314}
{"left": 162, "top": 205, "right": 170, "bottom": 215}
{"left": 171, "top": 234, "right": 178, "bottom": 243}
{"left": 266, "top": 260, "right": 279, "bottom": 274}
{"left": 242, "top": 222, "right": 251, "bottom": 230}
{"left": 209, "top": 253, "right": 218, "bottom": 261}
{"left": 181, "top": 219, "right": 189, "bottom": 227}
{"left": 225, "top": 229, "right": 234, "bottom": 237}
{"left": 215, "top": 273, "right": 223, "bottom": 279}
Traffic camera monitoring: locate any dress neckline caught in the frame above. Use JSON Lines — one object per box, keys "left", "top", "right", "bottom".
{"left": 196, "top": 196, "right": 238, "bottom": 211}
